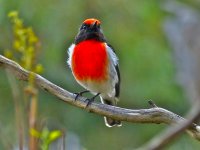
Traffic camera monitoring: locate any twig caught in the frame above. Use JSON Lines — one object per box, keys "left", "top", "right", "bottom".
{"left": 1, "top": 54, "right": 200, "bottom": 142}
{"left": 6, "top": 70, "right": 24, "bottom": 150}
{"left": 137, "top": 103, "right": 200, "bottom": 150}
{"left": 29, "top": 94, "right": 38, "bottom": 150}
{"left": 148, "top": 100, "right": 157, "bottom": 108}
{"left": 0, "top": 123, "right": 13, "bottom": 149}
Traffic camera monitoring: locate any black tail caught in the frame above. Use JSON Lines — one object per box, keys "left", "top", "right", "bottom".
{"left": 101, "top": 98, "right": 122, "bottom": 127}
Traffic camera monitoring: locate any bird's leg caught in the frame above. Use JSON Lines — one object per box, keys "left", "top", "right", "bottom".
{"left": 85, "top": 93, "right": 100, "bottom": 107}
{"left": 74, "top": 90, "right": 90, "bottom": 100}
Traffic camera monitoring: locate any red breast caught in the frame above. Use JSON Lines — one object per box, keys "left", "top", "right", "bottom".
{"left": 71, "top": 39, "right": 108, "bottom": 82}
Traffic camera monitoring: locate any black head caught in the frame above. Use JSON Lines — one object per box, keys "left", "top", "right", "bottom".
{"left": 74, "top": 18, "right": 106, "bottom": 44}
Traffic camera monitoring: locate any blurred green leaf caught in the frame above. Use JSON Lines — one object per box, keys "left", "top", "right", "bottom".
{"left": 30, "top": 128, "right": 41, "bottom": 138}
{"left": 48, "top": 130, "right": 62, "bottom": 142}
{"left": 1, "top": 1, "right": 199, "bottom": 150}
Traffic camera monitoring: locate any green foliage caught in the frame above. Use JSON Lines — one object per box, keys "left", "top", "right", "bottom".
{"left": 4, "top": 11, "right": 43, "bottom": 74}
{"left": 0, "top": 1, "right": 199, "bottom": 150}
{"left": 2, "top": 11, "right": 64, "bottom": 150}
{"left": 30, "top": 128, "right": 62, "bottom": 150}
{"left": 4, "top": 10, "right": 44, "bottom": 95}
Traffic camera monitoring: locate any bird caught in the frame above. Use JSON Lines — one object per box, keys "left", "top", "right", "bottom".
{"left": 67, "top": 18, "right": 121, "bottom": 127}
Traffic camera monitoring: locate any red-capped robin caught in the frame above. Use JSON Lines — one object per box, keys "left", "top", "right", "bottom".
{"left": 67, "top": 18, "right": 121, "bottom": 127}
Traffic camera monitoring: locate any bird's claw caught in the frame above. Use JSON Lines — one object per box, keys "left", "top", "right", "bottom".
{"left": 74, "top": 93, "right": 80, "bottom": 101}
{"left": 74, "top": 90, "right": 90, "bottom": 100}
{"left": 84, "top": 93, "right": 100, "bottom": 108}
{"left": 84, "top": 98, "right": 95, "bottom": 108}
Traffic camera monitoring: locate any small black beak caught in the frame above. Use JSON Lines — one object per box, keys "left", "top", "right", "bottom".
{"left": 90, "top": 21, "right": 98, "bottom": 29}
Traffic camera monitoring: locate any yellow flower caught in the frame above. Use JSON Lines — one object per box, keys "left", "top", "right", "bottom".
{"left": 8, "top": 11, "right": 18, "bottom": 18}
{"left": 4, "top": 49, "right": 13, "bottom": 59}
{"left": 35, "top": 64, "right": 44, "bottom": 74}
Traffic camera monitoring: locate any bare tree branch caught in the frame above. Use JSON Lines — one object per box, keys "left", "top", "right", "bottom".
{"left": 1, "top": 54, "right": 200, "bottom": 142}
{"left": 136, "top": 1, "right": 200, "bottom": 149}
{"left": 137, "top": 103, "right": 200, "bottom": 150}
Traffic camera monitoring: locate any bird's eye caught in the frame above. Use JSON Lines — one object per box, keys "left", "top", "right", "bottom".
{"left": 81, "top": 25, "right": 87, "bottom": 30}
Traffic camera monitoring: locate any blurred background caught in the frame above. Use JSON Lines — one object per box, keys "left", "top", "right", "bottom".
{"left": 1, "top": 0, "right": 200, "bottom": 149}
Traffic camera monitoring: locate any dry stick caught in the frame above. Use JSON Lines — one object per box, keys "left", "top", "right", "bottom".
{"left": 6, "top": 70, "right": 24, "bottom": 150}
{"left": 0, "top": 123, "right": 13, "bottom": 149}
{"left": 61, "top": 130, "right": 66, "bottom": 150}
{"left": 137, "top": 104, "right": 200, "bottom": 150}
{"left": 1, "top": 55, "right": 200, "bottom": 142}
{"left": 29, "top": 94, "right": 38, "bottom": 150}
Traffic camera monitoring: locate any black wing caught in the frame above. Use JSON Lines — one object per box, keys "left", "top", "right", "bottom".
{"left": 115, "top": 64, "right": 120, "bottom": 98}
{"left": 107, "top": 44, "right": 120, "bottom": 98}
